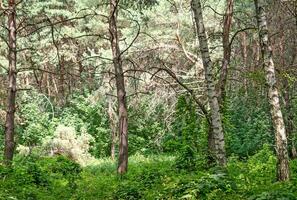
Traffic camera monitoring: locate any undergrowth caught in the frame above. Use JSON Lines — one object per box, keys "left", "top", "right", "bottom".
{"left": 1, "top": 146, "right": 296, "bottom": 200}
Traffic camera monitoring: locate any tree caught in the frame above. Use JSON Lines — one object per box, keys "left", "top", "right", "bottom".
{"left": 109, "top": 0, "right": 129, "bottom": 174}
{"left": 217, "top": 0, "right": 234, "bottom": 106}
{"left": 191, "top": 0, "right": 226, "bottom": 165}
{"left": 107, "top": 95, "right": 117, "bottom": 160}
{"left": 2, "top": 0, "right": 17, "bottom": 164}
{"left": 254, "top": 0, "right": 289, "bottom": 181}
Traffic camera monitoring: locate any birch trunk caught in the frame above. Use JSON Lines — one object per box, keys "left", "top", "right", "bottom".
{"left": 254, "top": 0, "right": 289, "bottom": 181}
{"left": 109, "top": 0, "right": 128, "bottom": 174}
{"left": 191, "top": 0, "right": 226, "bottom": 165}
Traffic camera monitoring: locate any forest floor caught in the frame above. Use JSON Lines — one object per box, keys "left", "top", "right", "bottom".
{"left": 1, "top": 149, "right": 297, "bottom": 199}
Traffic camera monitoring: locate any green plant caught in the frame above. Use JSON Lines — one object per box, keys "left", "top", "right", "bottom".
{"left": 225, "top": 94, "right": 273, "bottom": 158}
{"left": 0, "top": 155, "right": 82, "bottom": 200}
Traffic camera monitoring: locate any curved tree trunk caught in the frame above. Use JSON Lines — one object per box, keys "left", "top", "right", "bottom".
{"left": 4, "top": 0, "right": 17, "bottom": 164}
{"left": 254, "top": 0, "right": 289, "bottom": 181}
{"left": 109, "top": 0, "right": 128, "bottom": 174}
{"left": 191, "top": 0, "right": 226, "bottom": 165}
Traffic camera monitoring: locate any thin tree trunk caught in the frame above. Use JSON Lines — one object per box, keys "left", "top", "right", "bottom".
{"left": 284, "top": 80, "right": 296, "bottom": 158}
{"left": 109, "top": 0, "right": 128, "bottom": 174}
{"left": 280, "top": 20, "right": 296, "bottom": 159}
{"left": 218, "top": 0, "right": 234, "bottom": 105}
{"left": 191, "top": 0, "right": 226, "bottom": 165}
{"left": 254, "top": 0, "right": 289, "bottom": 181}
{"left": 240, "top": 31, "right": 248, "bottom": 96}
{"left": 58, "top": 55, "right": 65, "bottom": 105}
{"left": 108, "top": 99, "right": 117, "bottom": 160}
{"left": 4, "top": 0, "right": 17, "bottom": 164}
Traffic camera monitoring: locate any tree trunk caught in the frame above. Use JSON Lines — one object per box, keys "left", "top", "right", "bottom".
{"left": 108, "top": 99, "right": 117, "bottom": 160}
{"left": 191, "top": 0, "right": 226, "bottom": 165}
{"left": 240, "top": 31, "right": 248, "bottom": 96}
{"left": 4, "top": 0, "right": 17, "bottom": 164}
{"left": 254, "top": 0, "right": 289, "bottom": 181}
{"left": 218, "top": 0, "right": 234, "bottom": 106}
{"left": 58, "top": 55, "right": 65, "bottom": 105}
{"left": 109, "top": 0, "right": 128, "bottom": 174}
{"left": 284, "top": 80, "right": 296, "bottom": 158}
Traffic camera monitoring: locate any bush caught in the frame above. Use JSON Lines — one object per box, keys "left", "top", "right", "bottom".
{"left": 17, "top": 91, "right": 111, "bottom": 158}
{"left": 58, "top": 93, "right": 110, "bottom": 158}
{"left": 175, "top": 145, "right": 199, "bottom": 171}
{"left": 163, "top": 95, "right": 208, "bottom": 158}
{"left": 224, "top": 94, "right": 273, "bottom": 158}
{"left": 0, "top": 155, "right": 82, "bottom": 200}
{"left": 5, "top": 152, "right": 291, "bottom": 200}
{"left": 226, "top": 145, "right": 297, "bottom": 198}
{"left": 42, "top": 125, "right": 96, "bottom": 166}
{"left": 128, "top": 96, "right": 168, "bottom": 155}
{"left": 18, "top": 91, "right": 55, "bottom": 147}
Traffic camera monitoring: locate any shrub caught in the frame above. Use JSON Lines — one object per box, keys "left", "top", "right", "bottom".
{"left": 58, "top": 93, "right": 111, "bottom": 158}
{"left": 225, "top": 94, "right": 273, "bottom": 158}
{"left": 175, "top": 145, "right": 198, "bottom": 171}
{"left": 18, "top": 91, "right": 55, "bottom": 147}
{"left": 42, "top": 125, "right": 96, "bottom": 166}
{"left": 0, "top": 155, "right": 82, "bottom": 200}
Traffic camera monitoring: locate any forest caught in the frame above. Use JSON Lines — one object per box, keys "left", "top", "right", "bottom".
{"left": 0, "top": 0, "right": 296, "bottom": 199}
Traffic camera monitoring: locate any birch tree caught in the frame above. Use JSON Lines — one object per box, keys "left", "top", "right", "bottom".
{"left": 254, "top": 0, "right": 289, "bottom": 181}
{"left": 191, "top": 0, "right": 226, "bottom": 165}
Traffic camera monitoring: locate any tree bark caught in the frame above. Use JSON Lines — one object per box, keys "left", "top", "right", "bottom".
{"left": 58, "top": 55, "right": 65, "bottom": 105}
{"left": 108, "top": 99, "right": 117, "bottom": 160}
{"left": 254, "top": 0, "right": 289, "bottom": 181}
{"left": 4, "top": 0, "right": 17, "bottom": 164}
{"left": 284, "top": 80, "right": 296, "bottom": 158}
{"left": 191, "top": 0, "right": 226, "bottom": 165}
{"left": 240, "top": 31, "right": 248, "bottom": 96}
{"left": 109, "top": 0, "right": 128, "bottom": 174}
{"left": 218, "top": 0, "right": 234, "bottom": 105}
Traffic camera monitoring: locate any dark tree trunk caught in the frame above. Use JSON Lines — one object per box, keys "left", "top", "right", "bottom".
{"left": 4, "top": 0, "right": 17, "bottom": 164}
{"left": 218, "top": 0, "right": 234, "bottom": 106}
{"left": 58, "top": 55, "right": 65, "bottom": 105}
{"left": 284, "top": 79, "right": 296, "bottom": 159}
{"left": 254, "top": 0, "right": 290, "bottom": 181}
{"left": 109, "top": 0, "right": 128, "bottom": 174}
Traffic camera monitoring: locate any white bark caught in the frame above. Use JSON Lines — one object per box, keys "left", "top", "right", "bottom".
{"left": 255, "top": 0, "right": 289, "bottom": 181}
{"left": 191, "top": 0, "right": 226, "bottom": 165}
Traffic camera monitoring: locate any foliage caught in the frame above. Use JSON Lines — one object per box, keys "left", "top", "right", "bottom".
{"left": 163, "top": 95, "right": 207, "bottom": 153}
{"left": 17, "top": 91, "right": 111, "bottom": 158}
{"left": 0, "top": 0, "right": 296, "bottom": 198}
{"left": 57, "top": 93, "right": 111, "bottom": 158}
{"left": 121, "top": 0, "right": 158, "bottom": 10}
{"left": 18, "top": 91, "right": 55, "bottom": 147}
{"left": 164, "top": 95, "right": 208, "bottom": 170}
{"left": 0, "top": 155, "right": 81, "bottom": 200}
{"left": 1, "top": 146, "right": 297, "bottom": 199}
{"left": 224, "top": 93, "right": 273, "bottom": 158}
{"left": 227, "top": 145, "right": 297, "bottom": 199}
{"left": 128, "top": 95, "right": 168, "bottom": 155}
{"left": 42, "top": 125, "right": 95, "bottom": 166}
